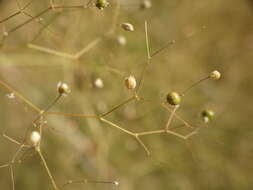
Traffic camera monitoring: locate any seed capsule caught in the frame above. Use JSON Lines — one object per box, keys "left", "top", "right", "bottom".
{"left": 121, "top": 23, "right": 134, "bottom": 32}
{"left": 94, "top": 78, "right": 104, "bottom": 88}
{"left": 57, "top": 82, "right": 71, "bottom": 96}
{"left": 125, "top": 75, "right": 137, "bottom": 89}
{"left": 201, "top": 110, "right": 215, "bottom": 123}
{"left": 30, "top": 131, "right": 41, "bottom": 146}
{"left": 166, "top": 92, "right": 181, "bottom": 106}
{"left": 140, "top": 0, "right": 152, "bottom": 9}
{"left": 210, "top": 70, "right": 221, "bottom": 80}
{"left": 117, "top": 35, "right": 127, "bottom": 46}
{"left": 95, "top": 0, "right": 109, "bottom": 10}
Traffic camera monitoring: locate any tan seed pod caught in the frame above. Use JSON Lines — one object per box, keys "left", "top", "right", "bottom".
{"left": 94, "top": 78, "right": 104, "bottom": 88}
{"left": 30, "top": 131, "right": 41, "bottom": 146}
{"left": 140, "top": 0, "right": 152, "bottom": 9}
{"left": 117, "top": 35, "right": 127, "bottom": 46}
{"left": 121, "top": 23, "right": 134, "bottom": 32}
{"left": 125, "top": 75, "right": 137, "bottom": 89}
{"left": 210, "top": 70, "right": 221, "bottom": 80}
{"left": 57, "top": 82, "right": 71, "bottom": 96}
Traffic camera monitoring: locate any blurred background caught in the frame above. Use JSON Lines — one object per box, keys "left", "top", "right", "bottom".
{"left": 0, "top": 0, "right": 253, "bottom": 189}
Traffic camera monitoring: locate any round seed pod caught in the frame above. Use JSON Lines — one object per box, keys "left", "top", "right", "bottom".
{"left": 121, "top": 23, "right": 134, "bottom": 32}
{"left": 201, "top": 110, "right": 215, "bottom": 123}
{"left": 166, "top": 92, "right": 181, "bottom": 106}
{"left": 117, "top": 35, "right": 127, "bottom": 46}
{"left": 140, "top": 0, "right": 152, "bottom": 9}
{"left": 95, "top": 0, "right": 109, "bottom": 10}
{"left": 57, "top": 82, "right": 71, "bottom": 96}
{"left": 210, "top": 70, "right": 221, "bottom": 80}
{"left": 30, "top": 131, "right": 41, "bottom": 146}
{"left": 125, "top": 75, "right": 137, "bottom": 89}
{"left": 94, "top": 78, "right": 104, "bottom": 88}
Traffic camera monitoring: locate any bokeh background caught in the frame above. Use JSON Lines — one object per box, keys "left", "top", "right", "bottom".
{"left": 0, "top": 0, "right": 253, "bottom": 189}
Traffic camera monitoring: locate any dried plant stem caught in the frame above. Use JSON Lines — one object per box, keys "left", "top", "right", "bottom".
{"left": 100, "top": 96, "right": 136, "bottom": 117}
{"left": 165, "top": 106, "right": 178, "bottom": 131}
{"left": 99, "top": 117, "right": 135, "bottom": 136}
{"left": 136, "top": 20, "right": 151, "bottom": 93}
{"left": 36, "top": 148, "right": 58, "bottom": 190}
{"left": 45, "top": 112, "right": 98, "bottom": 118}
{"left": 10, "top": 165, "right": 15, "bottom": 190}
{"left": 28, "top": 37, "right": 102, "bottom": 60}
{"left": 0, "top": 79, "right": 41, "bottom": 113}
{"left": 60, "top": 179, "right": 119, "bottom": 188}
{"left": 181, "top": 76, "right": 210, "bottom": 96}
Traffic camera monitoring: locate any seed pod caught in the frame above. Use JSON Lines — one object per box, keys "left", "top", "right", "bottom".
{"left": 166, "top": 92, "right": 181, "bottom": 106}
{"left": 121, "top": 23, "right": 134, "bottom": 32}
{"left": 30, "top": 131, "right": 41, "bottom": 146}
{"left": 57, "top": 82, "right": 71, "bottom": 96}
{"left": 210, "top": 70, "right": 221, "bottom": 80}
{"left": 94, "top": 78, "right": 104, "bottom": 88}
{"left": 140, "top": 0, "right": 152, "bottom": 9}
{"left": 95, "top": 0, "right": 109, "bottom": 10}
{"left": 125, "top": 75, "right": 137, "bottom": 89}
{"left": 117, "top": 35, "right": 127, "bottom": 46}
{"left": 201, "top": 110, "right": 215, "bottom": 123}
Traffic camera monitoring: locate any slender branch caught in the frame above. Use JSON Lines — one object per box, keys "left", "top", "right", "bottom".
{"left": 135, "top": 136, "right": 150, "bottom": 156}
{"left": 181, "top": 76, "right": 210, "bottom": 96}
{"left": 100, "top": 96, "right": 135, "bottom": 117}
{"left": 99, "top": 117, "right": 135, "bottom": 136}
{"left": 137, "top": 129, "right": 166, "bottom": 136}
{"left": 37, "top": 148, "right": 58, "bottom": 190}
{"left": 10, "top": 165, "right": 15, "bottom": 190}
{"left": 165, "top": 106, "right": 178, "bottom": 131}
{"left": 60, "top": 179, "right": 119, "bottom": 188}
{"left": 0, "top": 79, "right": 41, "bottom": 113}
{"left": 45, "top": 112, "right": 98, "bottom": 118}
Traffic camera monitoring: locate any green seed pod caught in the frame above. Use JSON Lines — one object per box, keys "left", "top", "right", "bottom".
{"left": 95, "top": 0, "right": 109, "bottom": 10}
{"left": 166, "top": 92, "right": 181, "bottom": 106}
{"left": 201, "top": 110, "right": 215, "bottom": 123}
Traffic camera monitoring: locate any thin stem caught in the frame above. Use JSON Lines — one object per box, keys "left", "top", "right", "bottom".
{"left": 10, "top": 165, "right": 15, "bottom": 190}
{"left": 37, "top": 148, "right": 58, "bottom": 190}
{"left": 136, "top": 21, "right": 151, "bottom": 93}
{"left": 109, "top": 0, "right": 120, "bottom": 34}
{"left": 137, "top": 129, "right": 166, "bottom": 136}
{"left": 8, "top": 7, "right": 52, "bottom": 34}
{"left": 145, "top": 21, "right": 151, "bottom": 59}
{"left": 181, "top": 76, "right": 210, "bottom": 96}
{"left": 0, "top": 79, "right": 41, "bottom": 113}
{"left": 139, "top": 97, "right": 195, "bottom": 129}
{"left": 165, "top": 106, "right": 178, "bottom": 131}
{"left": 161, "top": 103, "right": 195, "bottom": 129}
{"left": 28, "top": 43, "right": 75, "bottom": 59}
{"left": 11, "top": 145, "right": 25, "bottom": 163}
{"left": 28, "top": 37, "right": 102, "bottom": 60}
{"left": 135, "top": 136, "right": 150, "bottom": 156}
{"left": 60, "top": 179, "right": 119, "bottom": 188}
{"left": 0, "top": 164, "right": 9, "bottom": 168}
{"left": 45, "top": 112, "right": 98, "bottom": 118}
{"left": 100, "top": 96, "right": 135, "bottom": 117}
{"left": 2, "top": 134, "right": 21, "bottom": 145}
{"left": 74, "top": 38, "right": 102, "bottom": 59}
{"left": 32, "top": 94, "right": 62, "bottom": 126}
{"left": 99, "top": 117, "right": 135, "bottom": 136}
{"left": 150, "top": 40, "right": 175, "bottom": 58}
